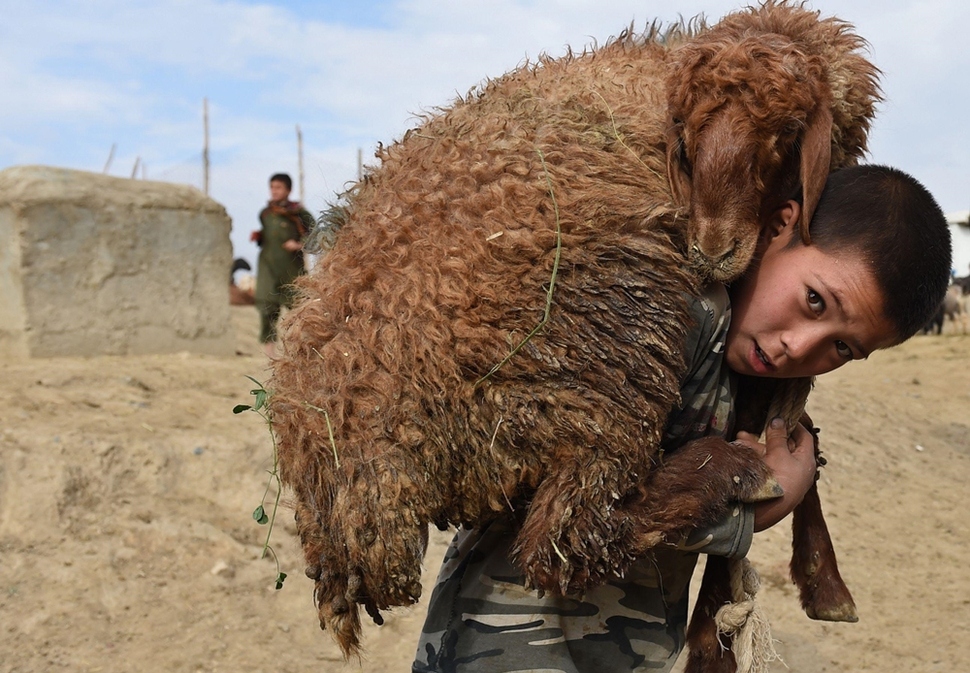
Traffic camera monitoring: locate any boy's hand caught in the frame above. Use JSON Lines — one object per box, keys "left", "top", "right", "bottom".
{"left": 282, "top": 239, "right": 303, "bottom": 252}
{"left": 734, "top": 418, "right": 819, "bottom": 532}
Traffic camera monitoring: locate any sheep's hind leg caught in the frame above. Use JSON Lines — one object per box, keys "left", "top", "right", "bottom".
{"left": 293, "top": 502, "right": 367, "bottom": 657}
{"left": 790, "top": 482, "right": 858, "bottom": 622}
{"left": 512, "top": 457, "right": 634, "bottom": 596}
{"left": 294, "top": 481, "right": 429, "bottom": 657}
{"left": 684, "top": 554, "right": 737, "bottom": 673}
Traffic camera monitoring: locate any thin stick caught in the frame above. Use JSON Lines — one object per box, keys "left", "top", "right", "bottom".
{"left": 296, "top": 124, "right": 305, "bottom": 201}
{"left": 488, "top": 418, "right": 515, "bottom": 512}
{"left": 551, "top": 539, "right": 568, "bottom": 564}
{"left": 203, "top": 97, "right": 210, "bottom": 195}
{"left": 103, "top": 143, "right": 116, "bottom": 174}
{"left": 592, "top": 91, "right": 666, "bottom": 183}
{"left": 305, "top": 402, "right": 340, "bottom": 468}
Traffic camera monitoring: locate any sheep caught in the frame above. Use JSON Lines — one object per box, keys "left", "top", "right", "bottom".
{"left": 922, "top": 285, "right": 967, "bottom": 335}
{"left": 942, "top": 284, "right": 967, "bottom": 333}
{"left": 668, "top": 0, "right": 880, "bottom": 279}
{"left": 267, "top": 1, "right": 880, "bottom": 659}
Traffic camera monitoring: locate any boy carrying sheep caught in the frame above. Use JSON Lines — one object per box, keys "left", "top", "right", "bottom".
{"left": 413, "top": 164, "right": 952, "bottom": 673}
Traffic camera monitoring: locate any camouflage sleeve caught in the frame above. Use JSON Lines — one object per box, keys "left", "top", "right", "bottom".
{"left": 661, "top": 283, "right": 734, "bottom": 450}
{"left": 671, "top": 503, "right": 755, "bottom": 559}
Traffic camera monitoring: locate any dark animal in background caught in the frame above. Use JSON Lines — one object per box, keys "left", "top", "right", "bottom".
{"left": 266, "top": 1, "right": 880, "bottom": 663}
{"left": 952, "top": 274, "right": 970, "bottom": 295}
{"left": 230, "top": 257, "right": 255, "bottom": 306}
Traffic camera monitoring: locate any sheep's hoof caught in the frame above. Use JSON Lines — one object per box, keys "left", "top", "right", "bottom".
{"left": 739, "top": 474, "right": 784, "bottom": 503}
{"left": 364, "top": 600, "right": 385, "bottom": 626}
{"left": 806, "top": 601, "right": 858, "bottom": 623}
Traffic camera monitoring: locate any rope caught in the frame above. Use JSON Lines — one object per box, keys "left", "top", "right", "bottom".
{"left": 715, "top": 558, "right": 783, "bottom": 673}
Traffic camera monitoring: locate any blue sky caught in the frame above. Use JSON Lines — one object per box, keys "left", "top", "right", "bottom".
{"left": 3, "top": 0, "right": 969, "bottom": 270}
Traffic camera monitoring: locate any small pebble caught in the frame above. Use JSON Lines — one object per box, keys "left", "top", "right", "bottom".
{"left": 210, "top": 560, "right": 235, "bottom": 578}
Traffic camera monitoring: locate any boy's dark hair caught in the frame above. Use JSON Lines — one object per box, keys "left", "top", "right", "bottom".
{"left": 791, "top": 164, "right": 952, "bottom": 343}
{"left": 270, "top": 173, "right": 293, "bottom": 191}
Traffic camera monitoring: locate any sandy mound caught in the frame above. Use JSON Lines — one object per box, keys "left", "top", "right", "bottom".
{"left": 1, "top": 307, "right": 966, "bottom": 672}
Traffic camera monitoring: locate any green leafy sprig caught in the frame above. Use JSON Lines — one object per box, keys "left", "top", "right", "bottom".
{"left": 233, "top": 375, "right": 287, "bottom": 590}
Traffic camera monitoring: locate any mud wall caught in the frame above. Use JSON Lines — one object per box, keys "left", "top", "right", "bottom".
{"left": 0, "top": 165, "right": 233, "bottom": 358}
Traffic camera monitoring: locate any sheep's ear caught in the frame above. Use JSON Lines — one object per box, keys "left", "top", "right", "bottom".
{"left": 666, "top": 122, "right": 691, "bottom": 208}
{"left": 798, "top": 104, "right": 833, "bottom": 245}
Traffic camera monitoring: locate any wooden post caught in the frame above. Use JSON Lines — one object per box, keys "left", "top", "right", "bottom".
{"left": 296, "top": 124, "right": 305, "bottom": 201}
{"left": 203, "top": 97, "right": 210, "bottom": 195}
{"left": 357, "top": 147, "right": 363, "bottom": 181}
{"left": 131, "top": 157, "right": 141, "bottom": 179}
{"left": 103, "top": 143, "right": 116, "bottom": 174}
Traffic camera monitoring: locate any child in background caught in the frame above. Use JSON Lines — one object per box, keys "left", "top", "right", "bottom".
{"left": 251, "top": 172, "right": 315, "bottom": 358}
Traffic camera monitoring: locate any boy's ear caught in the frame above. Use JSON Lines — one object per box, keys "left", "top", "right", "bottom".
{"left": 761, "top": 200, "right": 802, "bottom": 245}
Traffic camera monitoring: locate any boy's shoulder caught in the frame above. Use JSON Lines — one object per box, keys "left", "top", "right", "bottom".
{"left": 685, "top": 282, "right": 730, "bottom": 370}
{"left": 695, "top": 282, "right": 730, "bottom": 325}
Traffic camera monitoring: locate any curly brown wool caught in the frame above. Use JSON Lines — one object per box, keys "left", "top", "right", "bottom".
{"left": 268, "top": 1, "right": 879, "bottom": 661}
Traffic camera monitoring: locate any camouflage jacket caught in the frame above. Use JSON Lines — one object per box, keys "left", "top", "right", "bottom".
{"left": 413, "top": 284, "right": 753, "bottom": 673}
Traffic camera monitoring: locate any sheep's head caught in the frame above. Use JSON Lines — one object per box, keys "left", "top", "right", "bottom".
{"left": 665, "top": 32, "right": 833, "bottom": 282}
{"left": 710, "top": 1, "right": 882, "bottom": 170}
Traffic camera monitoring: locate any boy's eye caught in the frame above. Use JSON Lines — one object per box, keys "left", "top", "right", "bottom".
{"left": 835, "top": 340, "right": 853, "bottom": 360}
{"left": 807, "top": 288, "right": 825, "bottom": 313}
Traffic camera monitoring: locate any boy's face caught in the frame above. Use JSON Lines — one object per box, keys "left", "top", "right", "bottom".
{"left": 726, "top": 201, "right": 897, "bottom": 379}
{"left": 270, "top": 180, "right": 291, "bottom": 202}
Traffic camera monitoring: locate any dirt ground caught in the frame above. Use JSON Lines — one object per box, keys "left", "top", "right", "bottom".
{"left": 1, "top": 306, "right": 967, "bottom": 673}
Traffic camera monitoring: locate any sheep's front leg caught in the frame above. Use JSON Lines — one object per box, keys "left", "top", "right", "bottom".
{"left": 511, "top": 437, "right": 779, "bottom": 597}
{"left": 786, "top": 426, "right": 857, "bottom": 623}
{"left": 624, "top": 436, "right": 781, "bottom": 556}
{"left": 790, "top": 480, "right": 858, "bottom": 622}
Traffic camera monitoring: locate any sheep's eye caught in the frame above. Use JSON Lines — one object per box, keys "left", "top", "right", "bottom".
{"left": 678, "top": 137, "right": 692, "bottom": 177}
